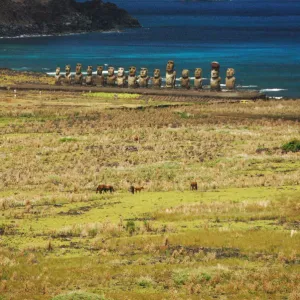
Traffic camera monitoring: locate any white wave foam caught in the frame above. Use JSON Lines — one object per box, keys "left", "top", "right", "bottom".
{"left": 269, "top": 96, "right": 283, "bottom": 100}
{"left": 260, "top": 88, "right": 287, "bottom": 92}
{"left": 239, "top": 85, "right": 258, "bottom": 88}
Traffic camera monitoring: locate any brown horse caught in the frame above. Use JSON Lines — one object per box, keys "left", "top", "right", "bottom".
{"left": 129, "top": 185, "right": 135, "bottom": 194}
{"left": 96, "top": 184, "right": 115, "bottom": 194}
{"left": 190, "top": 182, "right": 198, "bottom": 191}
{"left": 134, "top": 186, "right": 144, "bottom": 193}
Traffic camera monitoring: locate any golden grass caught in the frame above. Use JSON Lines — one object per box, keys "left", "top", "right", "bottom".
{"left": 0, "top": 90, "right": 300, "bottom": 299}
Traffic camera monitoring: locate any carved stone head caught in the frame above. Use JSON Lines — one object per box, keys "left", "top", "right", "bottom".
{"left": 129, "top": 66, "right": 136, "bottom": 76}
{"left": 140, "top": 68, "right": 148, "bottom": 77}
{"left": 226, "top": 68, "right": 235, "bottom": 78}
{"left": 195, "top": 68, "right": 202, "bottom": 78}
{"left": 211, "top": 61, "right": 220, "bottom": 71}
{"left": 56, "top": 67, "right": 60, "bottom": 75}
{"left": 154, "top": 69, "right": 161, "bottom": 78}
{"left": 76, "top": 63, "right": 82, "bottom": 75}
{"left": 182, "top": 69, "right": 189, "bottom": 78}
{"left": 87, "top": 66, "right": 93, "bottom": 76}
{"left": 97, "top": 66, "right": 103, "bottom": 76}
{"left": 108, "top": 67, "right": 115, "bottom": 76}
{"left": 166, "top": 60, "right": 175, "bottom": 72}
{"left": 211, "top": 69, "right": 219, "bottom": 79}
{"left": 118, "top": 67, "right": 125, "bottom": 77}
{"left": 65, "top": 65, "right": 71, "bottom": 75}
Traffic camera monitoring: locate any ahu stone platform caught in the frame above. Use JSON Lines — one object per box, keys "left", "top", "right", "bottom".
{"left": 0, "top": 84, "right": 265, "bottom": 101}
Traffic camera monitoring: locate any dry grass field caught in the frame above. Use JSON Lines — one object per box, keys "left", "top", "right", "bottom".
{"left": 0, "top": 89, "right": 300, "bottom": 300}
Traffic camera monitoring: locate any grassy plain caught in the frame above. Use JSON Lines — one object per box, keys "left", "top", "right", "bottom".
{"left": 0, "top": 89, "right": 300, "bottom": 300}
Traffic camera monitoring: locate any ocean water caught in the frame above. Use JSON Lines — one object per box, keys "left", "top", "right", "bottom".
{"left": 0, "top": 0, "right": 300, "bottom": 97}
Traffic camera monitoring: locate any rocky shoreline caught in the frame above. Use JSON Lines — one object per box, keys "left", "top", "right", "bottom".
{"left": 0, "top": 0, "right": 140, "bottom": 38}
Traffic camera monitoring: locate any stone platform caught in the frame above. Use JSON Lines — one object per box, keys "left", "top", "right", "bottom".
{"left": 0, "top": 84, "right": 265, "bottom": 100}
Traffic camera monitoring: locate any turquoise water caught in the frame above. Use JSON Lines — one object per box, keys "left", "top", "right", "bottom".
{"left": 0, "top": 0, "right": 300, "bottom": 97}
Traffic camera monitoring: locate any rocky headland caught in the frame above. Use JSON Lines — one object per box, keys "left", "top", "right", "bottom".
{"left": 0, "top": 0, "right": 141, "bottom": 37}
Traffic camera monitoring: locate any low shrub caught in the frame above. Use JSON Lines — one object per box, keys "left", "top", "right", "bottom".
{"left": 172, "top": 269, "right": 190, "bottom": 286}
{"left": 282, "top": 139, "right": 300, "bottom": 152}
{"left": 60, "top": 136, "right": 78, "bottom": 142}
{"left": 126, "top": 220, "right": 136, "bottom": 235}
{"left": 137, "top": 276, "right": 154, "bottom": 288}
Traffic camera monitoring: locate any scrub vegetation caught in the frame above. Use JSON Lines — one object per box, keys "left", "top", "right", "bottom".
{"left": 0, "top": 90, "right": 299, "bottom": 300}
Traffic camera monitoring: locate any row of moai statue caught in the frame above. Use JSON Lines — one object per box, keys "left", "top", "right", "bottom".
{"left": 55, "top": 61, "right": 236, "bottom": 90}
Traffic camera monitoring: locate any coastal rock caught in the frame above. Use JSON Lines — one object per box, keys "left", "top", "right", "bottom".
{"left": 0, "top": 0, "right": 141, "bottom": 37}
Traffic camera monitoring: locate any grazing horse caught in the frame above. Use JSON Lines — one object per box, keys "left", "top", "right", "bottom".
{"left": 129, "top": 186, "right": 135, "bottom": 194}
{"left": 190, "top": 182, "right": 198, "bottom": 191}
{"left": 134, "top": 186, "right": 144, "bottom": 193}
{"left": 96, "top": 184, "right": 114, "bottom": 194}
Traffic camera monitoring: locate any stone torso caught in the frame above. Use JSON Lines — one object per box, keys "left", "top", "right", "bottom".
{"left": 85, "top": 66, "right": 94, "bottom": 86}
{"left": 210, "top": 69, "right": 221, "bottom": 91}
{"left": 138, "top": 68, "right": 150, "bottom": 88}
{"left": 165, "top": 71, "right": 176, "bottom": 88}
{"left": 226, "top": 77, "right": 236, "bottom": 90}
{"left": 210, "top": 77, "right": 221, "bottom": 91}
{"left": 95, "top": 66, "right": 105, "bottom": 86}
{"left": 152, "top": 77, "right": 162, "bottom": 88}
{"left": 63, "top": 73, "right": 72, "bottom": 85}
{"left": 85, "top": 75, "right": 94, "bottom": 85}
{"left": 128, "top": 76, "right": 137, "bottom": 88}
{"left": 226, "top": 68, "right": 236, "bottom": 90}
{"left": 95, "top": 75, "right": 105, "bottom": 86}
{"left": 180, "top": 70, "right": 190, "bottom": 89}
{"left": 194, "top": 78, "right": 202, "bottom": 90}
{"left": 210, "top": 62, "right": 221, "bottom": 91}
{"left": 55, "top": 69, "right": 63, "bottom": 85}
{"left": 139, "top": 76, "right": 149, "bottom": 88}
{"left": 116, "top": 76, "right": 126, "bottom": 87}
{"left": 74, "top": 73, "right": 83, "bottom": 85}
{"left": 152, "top": 69, "right": 162, "bottom": 88}
{"left": 106, "top": 75, "right": 116, "bottom": 86}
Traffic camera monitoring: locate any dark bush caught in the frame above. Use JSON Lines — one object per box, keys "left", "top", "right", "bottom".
{"left": 126, "top": 220, "right": 136, "bottom": 235}
{"left": 282, "top": 139, "right": 300, "bottom": 153}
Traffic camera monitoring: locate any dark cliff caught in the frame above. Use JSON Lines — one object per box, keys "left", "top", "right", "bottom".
{"left": 0, "top": 0, "right": 141, "bottom": 37}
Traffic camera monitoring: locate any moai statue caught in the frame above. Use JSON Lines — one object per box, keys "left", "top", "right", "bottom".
{"left": 116, "top": 67, "right": 127, "bottom": 88}
{"left": 74, "top": 63, "right": 83, "bottom": 85}
{"left": 85, "top": 66, "right": 94, "bottom": 86}
{"left": 128, "top": 66, "right": 138, "bottom": 88}
{"left": 106, "top": 66, "right": 116, "bottom": 87}
{"left": 54, "top": 67, "right": 64, "bottom": 85}
{"left": 165, "top": 60, "right": 176, "bottom": 88}
{"left": 138, "top": 68, "right": 150, "bottom": 88}
{"left": 151, "top": 69, "right": 162, "bottom": 88}
{"left": 194, "top": 68, "right": 203, "bottom": 90}
{"left": 180, "top": 69, "right": 190, "bottom": 89}
{"left": 95, "top": 66, "right": 105, "bottom": 87}
{"left": 63, "top": 64, "right": 72, "bottom": 85}
{"left": 210, "top": 61, "right": 221, "bottom": 91}
{"left": 226, "top": 68, "right": 236, "bottom": 90}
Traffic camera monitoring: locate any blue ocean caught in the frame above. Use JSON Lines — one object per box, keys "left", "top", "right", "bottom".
{"left": 0, "top": 0, "right": 300, "bottom": 97}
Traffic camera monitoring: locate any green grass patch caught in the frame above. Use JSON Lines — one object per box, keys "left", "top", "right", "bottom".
{"left": 85, "top": 92, "right": 140, "bottom": 99}
{"left": 59, "top": 136, "right": 78, "bottom": 142}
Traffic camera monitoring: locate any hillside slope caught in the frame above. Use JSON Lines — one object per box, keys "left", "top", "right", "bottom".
{"left": 0, "top": 0, "right": 140, "bottom": 37}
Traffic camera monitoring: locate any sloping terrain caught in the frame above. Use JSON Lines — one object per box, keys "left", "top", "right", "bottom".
{"left": 0, "top": 0, "right": 140, "bottom": 37}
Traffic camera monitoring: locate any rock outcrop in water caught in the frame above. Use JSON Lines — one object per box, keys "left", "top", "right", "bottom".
{"left": 0, "top": 0, "right": 140, "bottom": 37}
